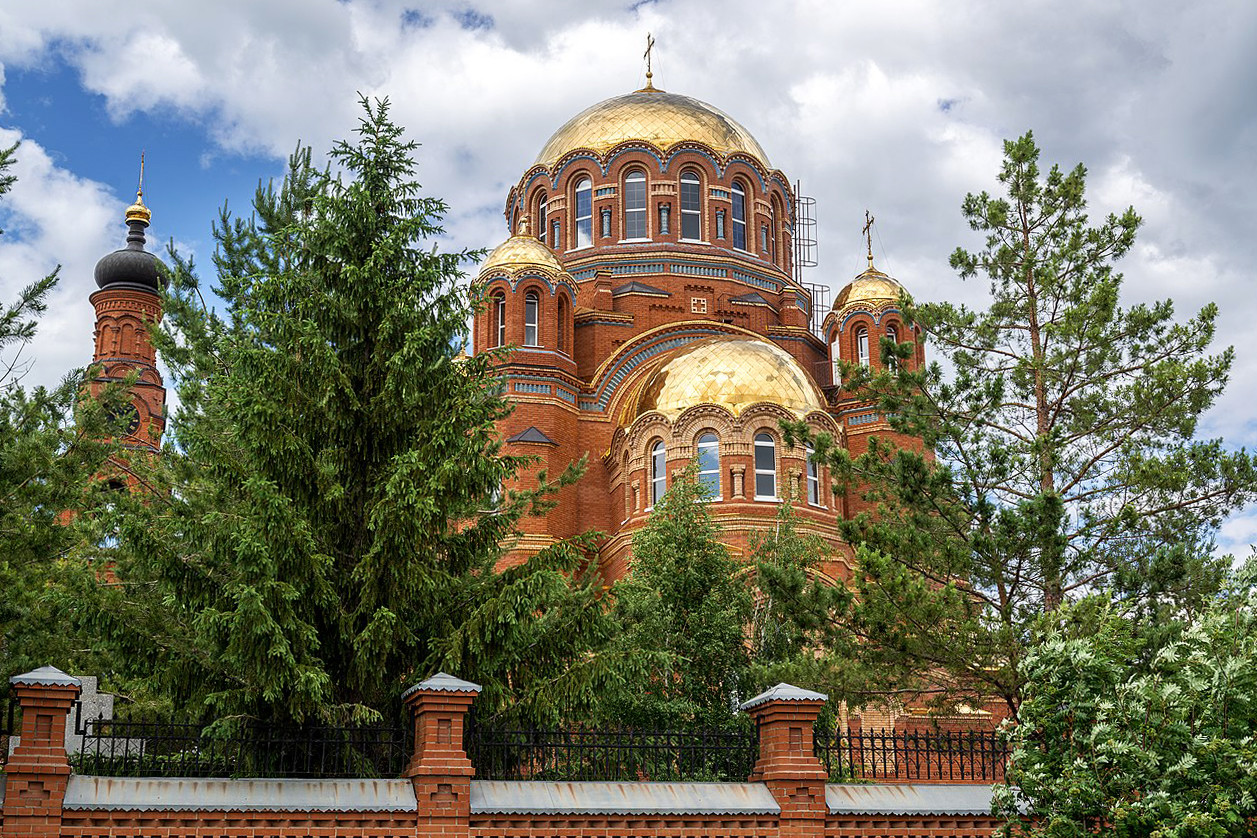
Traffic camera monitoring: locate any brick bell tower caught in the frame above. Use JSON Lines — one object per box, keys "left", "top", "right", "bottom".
{"left": 87, "top": 181, "right": 166, "bottom": 460}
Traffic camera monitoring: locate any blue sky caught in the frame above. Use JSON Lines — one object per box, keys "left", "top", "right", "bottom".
{"left": 1, "top": 0, "right": 1255, "bottom": 553}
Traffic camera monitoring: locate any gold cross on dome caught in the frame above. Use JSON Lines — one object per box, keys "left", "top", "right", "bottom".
{"left": 643, "top": 33, "right": 656, "bottom": 89}
{"left": 862, "top": 210, "right": 875, "bottom": 268}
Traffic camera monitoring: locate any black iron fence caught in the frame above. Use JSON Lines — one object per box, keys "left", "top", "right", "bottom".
{"left": 466, "top": 722, "right": 758, "bottom": 782}
{"left": 69, "top": 701, "right": 411, "bottom": 779}
{"left": 815, "top": 728, "right": 1008, "bottom": 783}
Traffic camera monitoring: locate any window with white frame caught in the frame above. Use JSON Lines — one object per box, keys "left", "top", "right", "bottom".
{"left": 536, "top": 195, "right": 548, "bottom": 244}
{"left": 650, "top": 440, "right": 667, "bottom": 507}
{"left": 754, "top": 433, "right": 776, "bottom": 499}
{"left": 886, "top": 323, "right": 899, "bottom": 370}
{"left": 680, "top": 172, "right": 702, "bottom": 240}
{"left": 524, "top": 291, "right": 539, "bottom": 346}
{"left": 493, "top": 293, "right": 506, "bottom": 348}
{"left": 856, "top": 326, "right": 870, "bottom": 369}
{"left": 624, "top": 170, "right": 647, "bottom": 239}
{"left": 806, "top": 443, "right": 820, "bottom": 506}
{"left": 575, "top": 177, "right": 592, "bottom": 248}
{"left": 731, "top": 181, "right": 748, "bottom": 250}
{"left": 696, "top": 433, "right": 720, "bottom": 499}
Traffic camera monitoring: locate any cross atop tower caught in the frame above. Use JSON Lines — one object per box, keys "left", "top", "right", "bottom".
{"left": 862, "top": 210, "right": 875, "bottom": 269}
{"left": 643, "top": 33, "right": 656, "bottom": 90}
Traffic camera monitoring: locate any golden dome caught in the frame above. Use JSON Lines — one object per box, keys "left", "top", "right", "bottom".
{"left": 535, "top": 88, "right": 771, "bottom": 168}
{"left": 633, "top": 336, "right": 824, "bottom": 421}
{"left": 125, "top": 189, "right": 151, "bottom": 224}
{"left": 832, "top": 266, "right": 906, "bottom": 312}
{"left": 480, "top": 232, "right": 564, "bottom": 276}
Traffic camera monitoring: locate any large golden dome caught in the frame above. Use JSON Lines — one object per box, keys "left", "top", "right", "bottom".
{"left": 832, "top": 265, "right": 906, "bottom": 312}
{"left": 633, "top": 337, "right": 823, "bottom": 421}
{"left": 480, "top": 231, "right": 565, "bottom": 276}
{"left": 535, "top": 87, "right": 771, "bottom": 168}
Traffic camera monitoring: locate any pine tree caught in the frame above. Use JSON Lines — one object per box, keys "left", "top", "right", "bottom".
{"left": 784, "top": 132, "right": 1257, "bottom": 714}
{"left": 85, "top": 99, "right": 619, "bottom": 725}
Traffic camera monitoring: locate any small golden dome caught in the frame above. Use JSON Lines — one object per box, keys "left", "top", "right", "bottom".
{"left": 535, "top": 88, "right": 771, "bottom": 168}
{"left": 832, "top": 266, "right": 906, "bottom": 312}
{"left": 125, "top": 190, "right": 151, "bottom": 224}
{"left": 633, "top": 336, "right": 824, "bottom": 421}
{"left": 480, "top": 233, "right": 564, "bottom": 276}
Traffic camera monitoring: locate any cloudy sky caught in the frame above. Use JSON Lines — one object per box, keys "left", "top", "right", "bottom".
{"left": 1, "top": 0, "right": 1254, "bottom": 551}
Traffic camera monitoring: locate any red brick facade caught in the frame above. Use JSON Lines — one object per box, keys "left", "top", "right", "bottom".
{"left": 471, "top": 85, "right": 923, "bottom": 583}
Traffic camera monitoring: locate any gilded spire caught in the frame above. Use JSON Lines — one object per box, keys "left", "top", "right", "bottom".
{"left": 125, "top": 152, "right": 151, "bottom": 225}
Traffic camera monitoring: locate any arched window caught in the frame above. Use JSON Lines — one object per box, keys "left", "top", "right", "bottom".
{"left": 524, "top": 291, "right": 539, "bottom": 346}
{"left": 492, "top": 292, "right": 506, "bottom": 348}
{"left": 650, "top": 440, "right": 667, "bottom": 507}
{"left": 806, "top": 443, "right": 820, "bottom": 506}
{"left": 731, "top": 180, "right": 748, "bottom": 250}
{"left": 680, "top": 171, "right": 702, "bottom": 240}
{"left": 856, "top": 326, "right": 870, "bottom": 369}
{"left": 624, "top": 170, "right": 647, "bottom": 239}
{"left": 696, "top": 432, "right": 720, "bottom": 499}
{"left": 754, "top": 433, "right": 776, "bottom": 500}
{"left": 886, "top": 323, "right": 899, "bottom": 370}
{"left": 574, "top": 177, "right": 592, "bottom": 248}
{"left": 536, "top": 193, "right": 548, "bottom": 244}
{"left": 557, "top": 295, "right": 568, "bottom": 352}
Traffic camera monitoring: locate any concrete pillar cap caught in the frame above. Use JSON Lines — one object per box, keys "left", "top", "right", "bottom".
{"left": 739, "top": 682, "right": 827, "bottom": 712}
{"left": 10, "top": 666, "right": 81, "bottom": 688}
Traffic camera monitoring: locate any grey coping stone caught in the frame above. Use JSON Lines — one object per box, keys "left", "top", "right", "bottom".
{"left": 612, "top": 281, "right": 670, "bottom": 297}
{"left": 470, "top": 780, "right": 780, "bottom": 815}
{"left": 401, "top": 671, "right": 483, "bottom": 700}
{"left": 730, "top": 292, "right": 771, "bottom": 305}
{"left": 826, "top": 783, "right": 996, "bottom": 816}
{"left": 62, "top": 777, "right": 418, "bottom": 812}
{"left": 10, "top": 665, "right": 81, "bottom": 688}
{"left": 507, "top": 426, "right": 556, "bottom": 444}
{"left": 738, "top": 682, "right": 827, "bottom": 711}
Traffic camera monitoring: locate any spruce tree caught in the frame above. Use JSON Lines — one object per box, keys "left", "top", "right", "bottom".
{"left": 610, "top": 464, "right": 752, "bottom": 730}
{"left": 782, "top": 132, "right": 1257, "bottom": 714}
{"left": 87, "top": 99, "right": 618, "bottom": 725}
{"left": 0, "top": 142, "right": 129, "bottom": 685}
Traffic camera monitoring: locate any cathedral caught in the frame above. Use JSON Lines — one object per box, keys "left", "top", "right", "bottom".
{"left": 80, "top": 73, "right": 925, "bottom": 589}
{"left": 473, "top": 75, "right": 923, "bottom": 582}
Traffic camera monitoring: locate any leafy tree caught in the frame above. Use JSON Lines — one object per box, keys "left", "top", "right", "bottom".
{"left": 0, "top": 142, "right": 129, "bottom": 687}
{"left": 81, "top": 99, "right": 620, "bottom": 725}
{"left": 995, "top": 564, "right": 1257, "bottom": 837}
{"left": 783, "top": 132, "right": 1256, "bottom": 714}
{"left": 610, "top": 463, "right": 752, "bottom": 729}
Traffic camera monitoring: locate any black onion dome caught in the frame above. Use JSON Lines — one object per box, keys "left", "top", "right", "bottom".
{"left": 94, "top": 200, "right": 164, "bottom": 292}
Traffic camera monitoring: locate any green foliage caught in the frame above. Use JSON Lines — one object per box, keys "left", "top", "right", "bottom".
{"left": 610, "top": 463, "right": 752, "bottom": 729}
{"left": 0, "top": 142, "right": 130, "bottom": 688}
{"left": 996, "top": 563, "right": 1257, "bottom": 837}
{"left": 784, "top": 132, "right": 1256, "bottom": 714}
{"left": 80, "top": 99, "right": 620, "bottom": 726}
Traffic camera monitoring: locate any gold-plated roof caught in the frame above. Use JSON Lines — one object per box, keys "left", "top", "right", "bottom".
{"left": 125, "top": 189, "right": 151, "bottom": 224}
{"left": 480, "top": 233, "right": 564, "bottom": 276}
{"left": 634, "top": 336, "right": 823, "bottom": 421}
{"left": 832, "top": 266, "right": 906, "bottom": 312}
{"left": 535, "top": 88, "right": 771, "bottom": 168}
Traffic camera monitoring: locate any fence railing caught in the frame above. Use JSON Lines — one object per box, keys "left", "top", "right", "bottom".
{"left": 466, "top": 723, "right": 758, "bottom": 782}
{"left": 815, "top": 728, "right": 1008, "bottom": 783}
{"left": 69, "top": 701, "right": 411, "bottom": 779}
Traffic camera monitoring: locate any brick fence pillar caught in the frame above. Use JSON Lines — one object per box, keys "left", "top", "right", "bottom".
{"left": 2, "top": 666, "right": 81, "bottom": 838}
{"left": 741, "top": 683, "right": 828, "bottom": 838}
{"left": 402, "top": 672, "right": 481, "bottom": 838}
